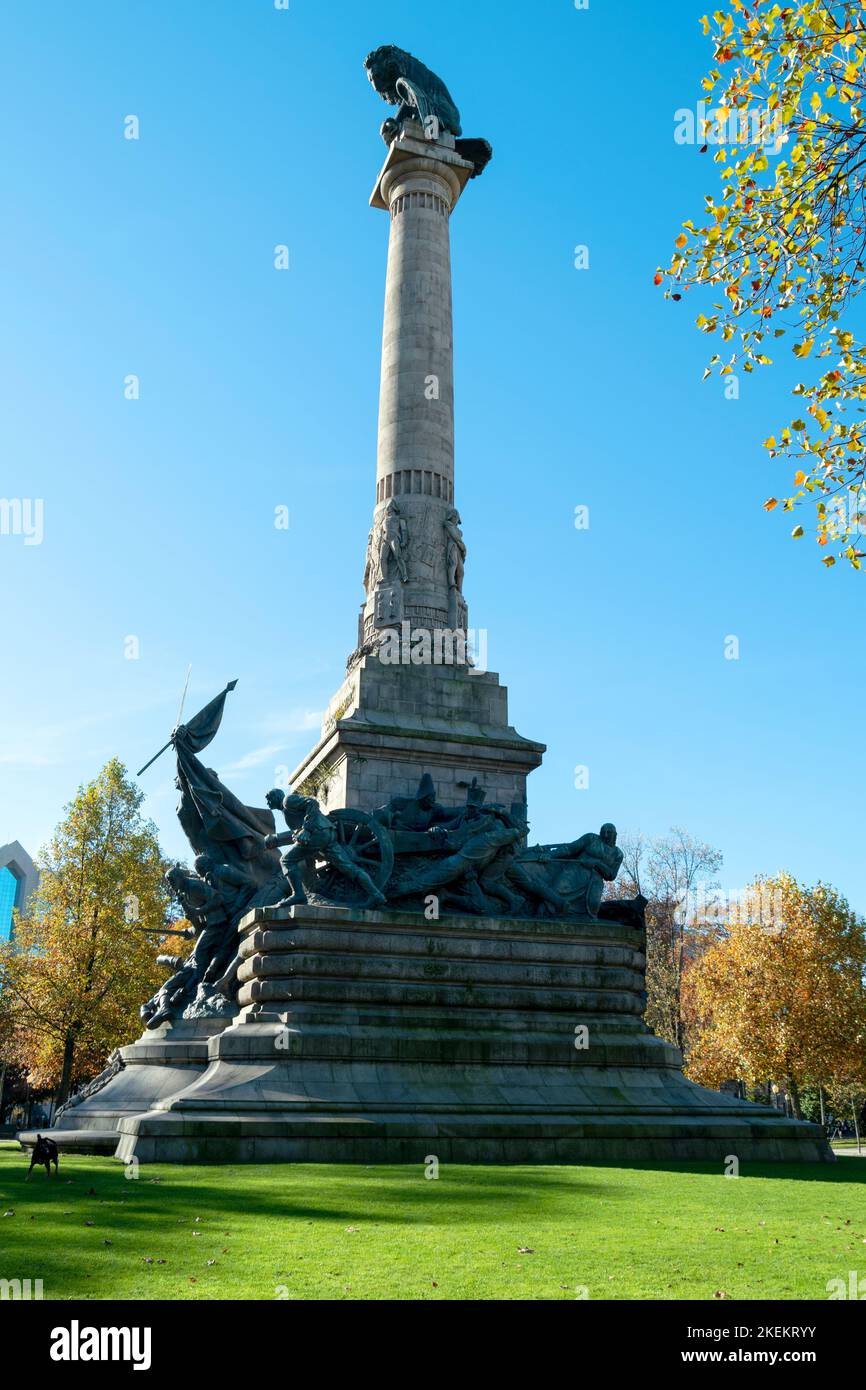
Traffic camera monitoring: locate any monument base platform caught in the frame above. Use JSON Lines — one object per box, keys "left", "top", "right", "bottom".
{"left": 115, "top": 1111, "right": 829, "bottom": 1166}
{"left": 17, "top": 1017, "right": 232, "bottom": 1156}
{"left": 113, "top": 905, "right": 832, "bottom": 1165}
{"left": 17, "top": 1128, "right": 121, "bottom": 1156}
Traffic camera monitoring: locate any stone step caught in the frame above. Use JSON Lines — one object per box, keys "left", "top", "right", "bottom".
{"left": 17, "top": 1128, "right": 120, "bottom": 1156}
{"left": 237, "top": 948, "right": 645, "bottom": 996}
{"left": 211, "top": 1019, "right": 679, "bottom": 1069}
{"left": 239, "top": 924, "right": 645, "bottom": 971}
{"left": 114, "top": 1107, "right": 831, "bottom": 1166}
{"left": 238, "top": 999, "right": 653, "bottom": 1036}
{"left": 238, "top": 973, "right": 645, "bottom": 1015}
{"left": 244, "top": 903, "right": 644, "bottom": 950}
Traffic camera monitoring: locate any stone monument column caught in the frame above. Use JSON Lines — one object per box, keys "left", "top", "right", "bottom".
{"left": 289, "top": 121, "right": 544, "bottom": 814}
{"left": 362, "top": 126, "right": 474, "bottom": 645}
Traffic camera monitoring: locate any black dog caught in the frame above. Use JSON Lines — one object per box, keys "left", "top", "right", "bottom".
{"left": 26, "top": 1134, "right": 59, "bottom": 1179}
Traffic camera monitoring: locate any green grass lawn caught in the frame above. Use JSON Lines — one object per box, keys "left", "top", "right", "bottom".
{"left": 2, "top": 1141, "right": 864, "bottom": 1300}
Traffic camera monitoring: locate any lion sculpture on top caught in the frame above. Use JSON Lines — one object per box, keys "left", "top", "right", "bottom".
{"left": 364, "top": 45, "right": 492, "bottom": 178}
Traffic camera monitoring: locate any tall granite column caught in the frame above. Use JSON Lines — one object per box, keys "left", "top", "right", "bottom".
{"left": 362, "top": 125, "right": 473, "bottom": 642}
{"left": 290, "top": 124, "right": 544, "bottom": 813}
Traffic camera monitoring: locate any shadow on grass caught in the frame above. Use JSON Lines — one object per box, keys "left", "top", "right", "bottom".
{"left": 0, "top": 1154, "right": 626, "bottom": 1224}
{"left": 573, "top": 1158, "right": 866, "bottom": 1183}
{"left": 3, "top": 1147, "right": 865, "bottom": 1301}
{"left": 0, "top": 1156, "right": 639, "bottom": 1297}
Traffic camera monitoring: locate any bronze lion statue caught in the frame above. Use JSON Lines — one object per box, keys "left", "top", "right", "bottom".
{"left": 365, "top": 45, "right": 462, "bottom": 137}
{"left": 364, "top": 45, "right": 492, "bottom": 177}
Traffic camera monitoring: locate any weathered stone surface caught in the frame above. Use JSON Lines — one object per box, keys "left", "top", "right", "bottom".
{"left": 288, "top": 124, "right": 544, "bottom": 812}
{"left": 290, "top": 660, "right": 544, "bottom": 815}
{"left": 39, "top": 1017, "right": 230, "bottom": 1143}
{"left": 113, "top": 905, "right": 832, "bottom": 1165}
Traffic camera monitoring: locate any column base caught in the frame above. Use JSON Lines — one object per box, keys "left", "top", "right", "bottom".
{"left": 112, "top": 906, "right": 832, "bottom": 1166}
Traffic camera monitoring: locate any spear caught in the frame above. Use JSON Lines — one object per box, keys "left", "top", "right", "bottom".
{"left": 134, "top": 925, "right": 196, "bottom": 938}
{"left": 136, "top": 676, "right": 237, "bottom": 778}
{"left": 136, "top": 665, "right": 192, "bottom": 778}
{"left": 136, "top": 738, "right": 176, "bottom": 779}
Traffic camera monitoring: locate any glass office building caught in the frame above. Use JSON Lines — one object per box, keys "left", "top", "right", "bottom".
{"left": 0, "top": 865, "right": 18, "bottom": 941}
{"left": 0, "top": 844, "right": 38, "bottom": 942}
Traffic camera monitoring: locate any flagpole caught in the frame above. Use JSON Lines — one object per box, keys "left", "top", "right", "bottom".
{"left": 136, "top": 739, "right": 173, "bottom": 778}
{"left": 175, "top": 663, "right": 192, "bottom": 728}
{"left": 136, "top": 677, "right": 238, "bottom": 778}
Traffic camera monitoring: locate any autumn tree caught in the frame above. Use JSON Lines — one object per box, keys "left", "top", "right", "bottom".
{"left": 685, "top": 872, "right": 866, "bottom": 1116}
{"left": 826, "top": 1077, "right": 866, "bottom": 1146}
{"left": 0, "top": 759, "right": 169, "bottom": 1104}
{"left": 612, "top": 828, "right": 724, "bottom": 1051}
{"left": 659, "top": 1, "right": 866, "bottom": 567}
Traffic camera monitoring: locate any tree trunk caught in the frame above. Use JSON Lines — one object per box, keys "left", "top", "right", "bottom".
{"left": 819, "top": 1086, "right": 825, "bottom": 1126}
{"left": 852, "top": 1101, "right": 862, "bottom": 1156}
{"left": 787, "top": 1077, "right": 803, "bottom": 1120}
{"left": 56, "top": 1030, "right": 77, "bottom": 1107}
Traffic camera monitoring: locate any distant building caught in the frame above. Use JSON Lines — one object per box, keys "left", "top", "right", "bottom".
{"left": 0, "top": 842, "right": 39, "bottom": 942}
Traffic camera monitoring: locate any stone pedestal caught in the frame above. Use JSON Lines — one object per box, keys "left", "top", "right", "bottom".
{"left": 289, "top": 656, "right": 544, "bottom": 815}
{"left": 18, "top": 1017, "right": 231, "bottom": 1156}
{"left": 114, "top": 905, "right": 831, "bottom": 1165}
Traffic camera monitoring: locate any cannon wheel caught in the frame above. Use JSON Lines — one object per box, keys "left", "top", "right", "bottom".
{"left": 301, "top": 808, "right": 394, "bottom": 903}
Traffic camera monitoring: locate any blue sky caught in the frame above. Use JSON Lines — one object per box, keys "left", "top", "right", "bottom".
{"left": 1, "top": 0, "right": 863, "bottom": 911}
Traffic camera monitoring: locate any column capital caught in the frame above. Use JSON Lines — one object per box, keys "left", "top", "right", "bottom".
{"left": 370, "top": 127, "right": 475, "bottom": 212}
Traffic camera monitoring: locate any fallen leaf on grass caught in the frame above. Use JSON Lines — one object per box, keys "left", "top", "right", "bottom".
{"left": 517, "top": 1247, "right": 534, "bottom": 1255}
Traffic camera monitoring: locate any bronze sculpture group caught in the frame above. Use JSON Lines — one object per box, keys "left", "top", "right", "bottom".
{"left": 141, "top": 691, "right": 633, "bottom": 1031}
